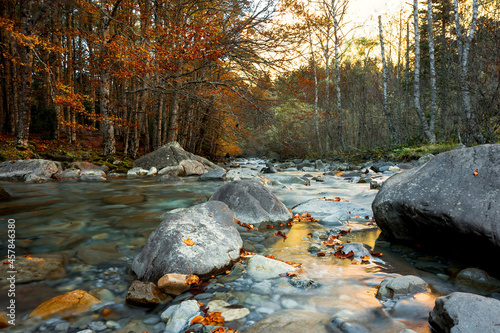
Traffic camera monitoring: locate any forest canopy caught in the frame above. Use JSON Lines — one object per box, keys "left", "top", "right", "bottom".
{"left": 0, "top": 0, "right": 498, "bottom": 159}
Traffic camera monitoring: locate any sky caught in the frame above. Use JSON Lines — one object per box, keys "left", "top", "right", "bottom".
{"left": 348, "top": 0, "right": 409, "bottom": 37}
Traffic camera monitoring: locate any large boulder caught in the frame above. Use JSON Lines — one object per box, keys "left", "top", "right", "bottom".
{"left": 209, "top": 180, "right": 292, "bottom": 225}
{"left": 132, "top": 201, "right": 242, "bottom": 282}
{"left": 0, "top": 159, "right": 59, "bottom": 182}
{"left": 372, "top": 144, "right": 500, "bottom": 255}
{"left": 428, "top": 292, "right": 500, "bottom": 332}
{"left": 133, "top": 142, "right": 218, "bottom": 176}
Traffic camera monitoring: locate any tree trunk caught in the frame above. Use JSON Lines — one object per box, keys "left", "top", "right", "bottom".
{"left": 167, "top": 60, "right": 182, "bottom": 143}
{"left": 379, "top": 15, "right": 399, "bottom": 144}
{"left": 427, "top": 0, "right": 437, "bottom": 144}
{"left": 453, "top": 0, "right": 481, "bottom": 143}
{"left": 100, "top": 1, "right": 116, "bottom": 156}
{"left": 413, "top": 0, "right": 433, "bottom": 143}
{"left": 333, "top": 0, "right": 346, "bottom": 151}
{"left": 16, "top": 0, "right": 32, "bottom": 147}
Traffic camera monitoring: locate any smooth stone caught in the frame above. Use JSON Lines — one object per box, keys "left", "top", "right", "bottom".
{"left": 455, "top": 268, "right": 500, "bottom": 294}
{"left": 29, "top": 290, "right": 101, "bottom": 319}
{"left": 429, "top": 292, "right": 500, "bottom": 333}
{"left": 161, "top": 300, "right": 201, "bottom": 333}
{"left": 199, "top": 168, "right": 226, "bottom": 181}
{"left": 206, "top": 300, "right": 250, "bottom": 321}
{"left": 76, "top": 243, "right": 126, "bottom": 265}
{"left": 217, "top": 262, "right": 245, "bottom": 283}
{"left": 377, "top": 275, "right": 430, "bottom": 300}
{"left": 0, "top": 253, "right": 66, "bottom": 286}
{"left": 147, "top": 167, "right": 158, "bottom": 176}
{"left": 158, "top": 273, "right": 191, "bottom": 296}
{"left": 125, "top": 280, "right": 172, "bottom": 307}
{"left": 246, "top": 255, "right": 296, "bottom": 280}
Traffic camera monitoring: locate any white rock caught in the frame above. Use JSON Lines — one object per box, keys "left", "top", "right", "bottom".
{"left": 127, "top": 167, "right": 148, "bottom": 177}
{"left": 246, "top": 255, "right": 296, "bottom": 280}
{"left": 206, "top": 300, "right": 250, "bottom": 321}
{"left": 147, "top": 167, "right": 158, "bottom": 176}
{"left": 161, "top": 300, "right": 201, "bottom": 333}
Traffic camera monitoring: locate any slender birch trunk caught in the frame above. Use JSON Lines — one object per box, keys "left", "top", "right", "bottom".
{"left": 427, "top": 0, "right": 437, "bottom": 143}
{"left": 332, "top": 0, "right": 346, "bottom": 150}
{"left": 379, "top": 15, "right": 398, "bottom": 144}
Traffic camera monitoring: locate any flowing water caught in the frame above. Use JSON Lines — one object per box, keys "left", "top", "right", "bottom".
{"left": 0, "top": 159, "right": 467, "bottom": 332}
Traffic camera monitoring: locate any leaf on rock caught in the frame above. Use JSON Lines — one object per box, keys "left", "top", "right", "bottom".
{"left": 370, "top": 252, "right": 383, "bottom": 257}
{"left": 267, "top": 224, "right": 273, "bottom": 229}
{"left": 185, "top": 274, "right": 200, "bottom": 286}
{"left": 265, "top": 255, "right": 276, "bottom": 259}
{"left": 184, "top": 238, "right": 195, "bottom": 246}
{"left": 285, "top": 261, "right": 302, "bottom": 267}
{"left": 473, "top": 169, "right": 479, "bottom": 176}
{"left": 334, "top": 250, "right": 354, "bottom": 259}
{"left": 360, "top": 255, "right": 370, "bottom": 262}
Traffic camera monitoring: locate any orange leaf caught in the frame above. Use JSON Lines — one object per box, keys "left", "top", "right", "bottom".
{"left": 360, "top": 255, "right": 370, "bottom": 262}
{"left": 285, "top": 261, "right": 302, "bottom": 267}
{"left": 209, "top": 213, "right": 214, "bottom": 217}
{"left": 473, "top": 169, "right": 479, "bottom": 176}
{"left": 190, "top": 315, "right": 205, "bottom": 325}
{"left": 370, "top": 252, "right": 383, "bottom": 257}
{"left": 184, "top": 238, "right": 195, "bottom": 246}
{"left": 185, "top": 274, "right": 200, "bottom": 286}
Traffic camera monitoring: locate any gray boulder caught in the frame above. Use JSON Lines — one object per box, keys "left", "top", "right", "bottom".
{"left": 133, "top": 142, "right": 218, "bottom": 176}
{"left": 132, "top": 201, "right": 242, "bottom": 282}
{"left": 372, "top": 144, "right": 500, "bottom": 255}
{"left": 199, "top": 168, "right": 226, "bottom": 181}
{"left": 0, "top": 159, "right": 59, "bottom": 182}
{"left": 429, "top": 292, "right": 500, "bottom": 333}
{"left": 376, "top": 275, "right": 430, "bottom": 300}
{"left": 209, "top": 180, "right": 292, "bottom": 225}
{"left": 292, "top": 198, "right": 373, "bottom": 220}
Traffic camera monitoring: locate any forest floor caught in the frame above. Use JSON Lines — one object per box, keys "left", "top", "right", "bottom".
{"left": 0, "top": 131, "right": 460, "bottom": 169}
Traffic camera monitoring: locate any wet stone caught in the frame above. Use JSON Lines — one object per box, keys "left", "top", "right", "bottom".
{"left": 76, "top": 243, "right": 126, "bottom": 265}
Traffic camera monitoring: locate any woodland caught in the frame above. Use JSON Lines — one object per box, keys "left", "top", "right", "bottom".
{"left": 0, "top": 0, "right": 499, "bottom": 160}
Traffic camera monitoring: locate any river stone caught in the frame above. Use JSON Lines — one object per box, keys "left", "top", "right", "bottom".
{"left": 217, "top": 262, "right": 245, "bottom": 283}
{"left": 127, "top": 167, "right": 148, "bottom": 176}
{"left": 76, "top": 243, "right": 126, "bottom": 265}
{"left": 340, "top": 243, "right": 371, "bottom": 260}
{"left": 72, "top": 162, "right": 99, "bottom": 170}
{"left": 0, "top": 253, "right": 67, "bottom": 286}
{"left": 246, "top": 255, "right": 296, "bottom": 280}
{"left": 372, "top": 144, "right": 500, "bottom": 256}
{"left": 244, "top": 309, "right": 341, "bottom": 333}
{"left": 292, "top": 198, "right": 373, "bottom": 219}
{"left": 0, "top": 159, "right": 60, "bottom": 182}
{"left": 161, "top": 300, "right": 201, "bottom": 333}
{"left": 206, "top": 300, "right": 250, "bottom": 321}
{"left": 59, "top": 168, "right": 80, "bottom": 179}
{"left": 0, "top": 187, "right": 10, "bottom": 202}
{"left": 199, "top": 168, "right": 226, "bottom": 181}
{"left": 79, "top": 174, "right": 106, "bottom": 182}
{"left": 264, "top": 174, "right": 308, "bottom": 186}
{"left": 428, "top": 292, "right": 500, "bottom": 333}
{"left": 102, "top": 195, "right": 146, "bottom": 205}
{"left": 80, "top": 169, "right": 106, "bottom": 177}
{"left": 147, "top": 167, "right": 158, "bottom": 176}
{"left": 157, "top": 273, "right": 191, "bottom": 295}
{"left": 125, "top": 280, "right": 171, "bottom": 307}
{"left": 133, "top": 141, "right": 218, "bottom": 174}
{"left": 376, "top": 275, "right": 430, "bottom": 300}
{"left": 132, "top": 201, "right": 242, "bottom": 282}
{"left": 225, "top": 168, "right": 261, "bottom": 181}
{"left": 28, "top": 289, "right": 101, "bottom": 319}
{"left": 209, "top": 180, "right": 292, "bottom": 225}
{"left": 455, "top": 268, "right": 500, "bottom": 294}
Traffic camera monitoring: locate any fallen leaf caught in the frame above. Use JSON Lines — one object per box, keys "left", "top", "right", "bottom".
{"left": 266, "top": 224, "right": 273, "bottom": 229}
{"left": 317, "top": 252, "right": 326, "bottom": 257}
{"left": 360, "top": 255, "right": 370, "bottom": 262}
{"left": 209, "top": 213, "right": 214, "bottom": 217}
{"left": 285, "top": 261, "right": 302, "bottom": 267}
{"left": 265, "top": 255, "right": 275, "bottom": 259}
{"left": 370, "top": 252, "right": 383, "bottom": 257}
{"left": 184, "top": 238, "right": 195, "bottom": 246}
{"left": 334, "top": 250, "right": 354, "bottom": 259}
{"left": 185, "top": 274, "right": 200, "bottom": 286}
{"left": 473, "top": 169, "right": 479, "bottom": 176}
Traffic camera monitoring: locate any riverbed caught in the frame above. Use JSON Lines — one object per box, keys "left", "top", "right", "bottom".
{"left": 0, "top": 159, "right": 467, "bottom": 332}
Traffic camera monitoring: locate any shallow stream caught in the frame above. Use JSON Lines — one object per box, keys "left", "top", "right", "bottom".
{"left": 0, "top": 159, "right": 470, "bottom": 332}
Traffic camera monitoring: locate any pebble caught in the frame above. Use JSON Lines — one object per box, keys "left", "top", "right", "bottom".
{"left": 248, "top": 236, "right": 265, "bottom": 242}
{"left": 106, "top": 321, "right": 121, "bottom": 329}
{"left": 87, "top": 321, "right": 107, "bottom": 331}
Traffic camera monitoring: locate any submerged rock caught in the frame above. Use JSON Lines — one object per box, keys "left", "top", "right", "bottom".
{"left": 0, "top": 253, "right": 67, "bottom": 286}
{"left": 372, "top": 144, "right": 500, "bottom": 256}
{"left": 209, "top": 180, "right": 292, "bottom": 226}
{"left": 244, "top": 309, "right": 341, "bottom": 333}
{"left": 76, "top": 243, "right": 126, "bottom": 265}
{"left": 455, "top": 268, "right": 500, "bottom": 294}
{"left": 292, "top": 198, "right": 373, "bottom": 220}
{"left": 0, "top": 159, "right": 59, "bottom": 182}
{"left": 199, "top": 168, "right": 226, "bottom": 181}
{"left": 206, "top": 300, "right": 250, "bottom": 321}
{"left": 28, "top": 289, "right": 101, "bottom": 319}
{"left": 132, "top": 201, "right": 242, "bottom": 282}
{"left": 429, "top": 292, "right": 500, "bottom": 333}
